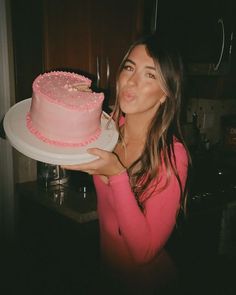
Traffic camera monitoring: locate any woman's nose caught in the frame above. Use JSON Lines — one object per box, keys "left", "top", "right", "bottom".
{"left": 127, "top": 72, "right": 138, "bottom": 85}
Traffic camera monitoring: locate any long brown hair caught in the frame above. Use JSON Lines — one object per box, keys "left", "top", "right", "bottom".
{"left": 112, "top": 34, "right": 190, "bottom": 211}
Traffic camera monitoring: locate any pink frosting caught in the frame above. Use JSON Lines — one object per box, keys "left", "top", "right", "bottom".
{"left": 32, "top": 71, "right": 103, "bottom": 109}
{"left": 27, "top": 71, "right": 104, "bottom": 146}
{"left": 26, "top": 113, "right": 101, "bottom": 147}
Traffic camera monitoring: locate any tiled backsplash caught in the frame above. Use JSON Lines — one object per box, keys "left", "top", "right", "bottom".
{"left": 186, "top": 99, "right": 236, "bottom": 144}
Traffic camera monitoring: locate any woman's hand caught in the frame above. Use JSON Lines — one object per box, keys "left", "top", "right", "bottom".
{"left": 61, "top": 148, "right": 126, "bottom": 176}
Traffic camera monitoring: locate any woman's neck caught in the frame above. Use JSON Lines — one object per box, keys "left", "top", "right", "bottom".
{"left": 123, "top": 114, "right": 150, "bottom": 144}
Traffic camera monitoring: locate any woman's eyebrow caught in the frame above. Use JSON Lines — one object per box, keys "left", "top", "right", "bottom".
{"left": 125, "top": 58, "right": 156, "bottom": 71}
{"left": 146, "top": 66, "right": 156, "bottom": 71}
{"left": 124, "top": 58, "right": 135, "bottom": 65}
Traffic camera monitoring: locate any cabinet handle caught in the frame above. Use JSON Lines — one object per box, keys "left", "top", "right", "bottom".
{"left": 96, "top": 56, "right": 101, "bottom": 88}
{"left": 213, "top": 18, "right": 225, "bottom": 71}
{"left": 151, "top": 0, "right": 159, "bottom": 33}
{"left": 228, "top": 31, "right": 234, "bottom": 64}
{"left": 106, "top": 57, "right": 110, "bottom": 88}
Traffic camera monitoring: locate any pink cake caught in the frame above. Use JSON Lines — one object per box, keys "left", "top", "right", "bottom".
{"left": 26, "top": 71, "right": 104, "bottom": 147}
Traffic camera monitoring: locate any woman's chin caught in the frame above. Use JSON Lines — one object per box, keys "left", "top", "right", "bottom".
{"left": 120, "top": 101, "right": 137, "bottom": 114}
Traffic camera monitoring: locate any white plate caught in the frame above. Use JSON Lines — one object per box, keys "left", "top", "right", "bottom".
{"left": 3, "top": 98, "right": 119, "bottom": 165}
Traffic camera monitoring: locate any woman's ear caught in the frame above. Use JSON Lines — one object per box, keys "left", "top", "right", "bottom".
{"left": 160, "top": 95, "right": 167, "bottom": 105}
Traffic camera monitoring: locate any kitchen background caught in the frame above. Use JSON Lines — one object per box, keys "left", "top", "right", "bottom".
{"left": 1, "top": 0, "right": 236, "bottom": 294}
{"left": 4, "top": 0, "right": 236, "bottom": 183}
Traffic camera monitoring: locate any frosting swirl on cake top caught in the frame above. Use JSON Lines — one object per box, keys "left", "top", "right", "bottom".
{"left": 33, "top": 71, "right": 104, "bottom": 110}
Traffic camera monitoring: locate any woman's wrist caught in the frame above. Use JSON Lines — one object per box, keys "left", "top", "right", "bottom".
{"left": 111, "top": 152, "right": 127, "bottom": 176}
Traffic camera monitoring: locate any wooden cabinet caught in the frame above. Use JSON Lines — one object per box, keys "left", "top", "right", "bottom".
{"left": 11, "top": 0, "right": 235, "bottom": 104}
{"left": 11, "top": 0, "right": 148, "bottom": 105}
{"left": 43, "top": 0, "right": 146, "bottom": 106}
{"left": 10, "top": 0, "right": 44, "bottom": 102}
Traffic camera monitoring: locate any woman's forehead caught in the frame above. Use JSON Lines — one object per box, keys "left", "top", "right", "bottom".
{"left": 127, "top": 45, "right": 156, "bottom": 67}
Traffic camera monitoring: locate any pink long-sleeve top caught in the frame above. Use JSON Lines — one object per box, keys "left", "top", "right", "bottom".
{"left": 93, "top": 141, "right": 188, "bottom": 277}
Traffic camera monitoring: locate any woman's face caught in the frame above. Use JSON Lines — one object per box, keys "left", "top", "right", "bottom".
{"left": 117, "top": 45, "right": 166, "bottom": 117}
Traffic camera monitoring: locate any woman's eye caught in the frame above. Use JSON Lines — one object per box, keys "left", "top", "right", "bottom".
{"left": 146, "top": 72, "right": 156, "bottom": 79}
{"left": 122, "top": 64, "right": 133, "bottom": 71}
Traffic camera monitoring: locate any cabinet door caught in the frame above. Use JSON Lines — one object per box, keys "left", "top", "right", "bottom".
{"left": 43, "top": 0, "right": 145, "bottom": 106}
{"left": 11, "top": 0, "right": 44, "bottom": 102}
{"left": 43, "top": 0, "right": 95, "bottom": 75}
{"left": 95, "top": 0, "right": 145, "bottom": 103}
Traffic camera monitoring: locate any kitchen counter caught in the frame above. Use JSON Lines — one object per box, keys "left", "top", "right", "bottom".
{"left": 15, "top": 148, "right": 236, "bottom": 224}
{"left": 15, "top": 180, "right": 98, "bottom": 223}
{"left": 188, "top": 147, "right": 236, "bottom": 210}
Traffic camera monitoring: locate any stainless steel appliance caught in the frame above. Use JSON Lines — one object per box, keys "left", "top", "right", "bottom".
{"left": 37, "top": 162, "right": 69, "bottom": 187}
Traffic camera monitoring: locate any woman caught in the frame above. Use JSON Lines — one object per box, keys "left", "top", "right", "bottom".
{"left": 63, "top": 34, "right": 189, "bottom": 293}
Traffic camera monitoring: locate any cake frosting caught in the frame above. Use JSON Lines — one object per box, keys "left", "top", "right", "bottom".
{"left": 26, "top": 71, "right": 104, "bottom": 147}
